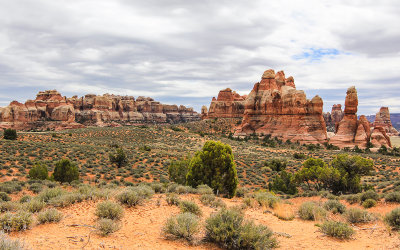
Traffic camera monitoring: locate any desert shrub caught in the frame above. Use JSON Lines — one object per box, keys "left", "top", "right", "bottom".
{"left": 384, "top": 207, "right": 400, "bottom": 230}
{"left": 163, "top": 212, "right": 200, "bottom": 242}
{"left": 264, "top": 159, "right": 287, "bottom": 172}
{"left": 37, "top": 187, "right": 65, "bottom": 202}
{"left": 205, "top": 208, "right": 277, "bottom": 249}
{"left": 320, "top": 221, "right": 354, "bottom": 239}
{"left": 273, "top": 203, "right": 295, "bottom": 221}
{"left": 166, "top": 193, "right": 181, "bottom": 206}
{"left": 237, "top": 221, "right": 278, "bottom": 249}
{"left": 19, "top": 195, "right": 31, "bottom": 203}
{"left": 24, "top": 199, "right": 45, "bottom": 213}
{"left": 298, "top": 202, "right": 327, "bottom": 221}
{"left": 130, "top": 185, "right": 154, "bottom": 199}
{"left": 96, "top": 218, "right": 120, "bottom": 236}
{"left": 385, "top": 192, "right": 400, "bottom": 203}
{"left": 0, "top": 192, "right": 11, "bottom": 202}
{"left": 0, "top": 181, "right": 23, "bottom": 194}
{"left": 168, "top": 158, "right": 190, "bottom": 185}
{"left": 293, "top": 152, "right": 306, "bottom": 159}
{"left": 0, "top": 232, "right": 24, "bottom": 249}
{"left": 235, "top": 187, "right": 249, "bottom": 198}
{"left": 150, "top": 183, "right": 165, "bottom": 193}
{"left": 343, "top": 194, "right": 360, "bottom": 204}
{"left": 0, "top": 211, "right": 33, "bottom": 232}
{"left": 3, "top": 129, "right": 17, "bottom": 140}
{"left": 109, "top": 147, "right": 128, "bottom": 168}
{"left": 196, "top": 184, "right": 213, "bottom": 195}
{"left": 37, "top": 208, "right": 63, "bottom": 224}
{"left": 48, "top": 192, "right": 86, "bottom": 207}
{"left": 362, "top": 199, "right": 377, "bottom": 208}
{"left": 200, "top": 194, "right": 216, "bottom": 206}
{"left": 29, "top": 183, "right": 44, "bottom": 194}
{"left": 95, "top": 201, "right": 124, "bottom": 220}
{"left": 269, "top": 171, "right": 297, "bottom": 195}
{"left": 210, "top": 198, "right": 226, "bottom": 209}
{"left": 323, "top": 200, "right": 346, "bottom": 214}
{"left": 186, "top": 141, "right": 238, "bottom": 198}
{"left": 255, "top": 192, "right": 280, "bottom": 209}
{"left": 52, "top": 159, "right": 79, "bottom": 183}
{"left": 360, "top": 190, "right": 379, "bottom": 202}
{"left": 116, "top": 189, "right": 142, "bottom": 207}
{"left": 344, "top": 208, "right": 374, "bottom": 223}
{"left": 28, "top": 163, "right": 48, "bottom": 180}
{"left": 179, "top": 200, "right": 202, "bottom": 216}
{"left": 0, "top": 202, "right": 20, "bottom": 212}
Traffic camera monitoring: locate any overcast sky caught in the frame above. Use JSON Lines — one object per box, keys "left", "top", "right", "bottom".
{"left": 0, "top": 0, "right": 399, "bottom": 114}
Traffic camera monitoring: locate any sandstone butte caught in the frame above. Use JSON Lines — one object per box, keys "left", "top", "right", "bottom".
{"left": 329, "top": 86, "right": 391, "bottom": 148}
{"left": 372, "top": 107, "right": 399, "bottom": 136}
{"left": 0, "top": 90, "right": 200, "bottom": 131}
{"left": 233, "top": 69, "right": 328, "bottom": 144}
{"left": 201, "top": 88, "right": 246, "bottom": 120}
{"left": 323, "top": 104, "right": 344, "bottom": 132}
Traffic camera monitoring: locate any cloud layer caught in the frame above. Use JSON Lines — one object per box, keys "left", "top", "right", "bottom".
{"left": 0, "top": 0, "right": 399, "bottom": 114}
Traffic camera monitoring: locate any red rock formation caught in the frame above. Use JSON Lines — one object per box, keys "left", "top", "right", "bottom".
{"left": 205, "top": 88, "right": 246, "bottom": 119}
{"left": 0, "top": 90, "right": 200, "bottom": 131}
{"left": 330, "top": 87, "right": 391, "bottom": 148}
{"left": 234, "top": 69, "right": 327, "bottom": 144}
{"left": 371, "top": 126, "right": 392, "bottom": 148}
{"left": 323, "top": 104, "right": 344, "bottom": 132}
{"left": 372, "top": 107, "right": 399, "bottom": 136}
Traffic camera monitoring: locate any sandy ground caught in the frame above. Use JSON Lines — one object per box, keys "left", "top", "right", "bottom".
{"left": 390, "top": 136, "right": 400, "bottom": 147}
{"left": 7, "top": 194, "right": 400, "bottom": 250}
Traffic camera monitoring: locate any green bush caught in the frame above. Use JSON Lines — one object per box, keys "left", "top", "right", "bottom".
{"left": 24, "top": 199, "right": 45, "bottom": 213}
{"left": 323, "top": 200, "right": 346, "bottom": 214}
{"left": 269, "top": 170, "right": 297, "bottom": 195}
{"left": 298, "top": 202, "right": 327, "bottom": 221}
{"left": 37, "top": 208, "right": 63, "bottom": 224}
{"left": 196, "top": 184, "right": 213, "bottom": 195}
{"left": 200, "top": 194, "right": 216, "bottom": 206}
{"left": 255, "top": 192, "right": 280, "bottom": 209}
{"left": 166, "top": 193, "right": 181, "bottom": 206}
{"left": 360, "top": 190, "right": 379, "bottom": 202}
{"left": 384, "top": 207, "right": 400, "bottom": 230}
{"left": 116, "top": 189, "right": 142, "bottom": 207}
{"left": 264, "top": 159, "right": 287, "bottom": 172}
{"left": 205, "top": 208, "right": 277, "bottom": 249}
{"left": 29, "top": 183, "right": 44, "bottom": 194}
{"left": 344, "top": 208, "right": 374, "bottom": 223}
{"left": 163, "top": 212, "right": 200, "bottom": 242}
{"left": 362, "top": 199, "right": 377, "bottom": 208}
{"left": 168, "top": 158, "right": 190, "bottom": 185}
{"left": 52, "top": 159, "right": 79, "bottom": 183}
{"left": 0, "top": 232, "right": 24, "bottom": 249}
{"left": 320, "top": 221, "right": 354, "bottom": 239}
{"left": 0, "top": 192, "right": 11, "bottom": 202}
{"left": 28, "top": 163, "right": 49, "bottom": 180}
{"left": 109, "top": 148, "right": 128, "bottom": 168}
{"left": 3, "top": 129, "right": 17, "bottom": 140}
{"left": 186, "top": 141, "right": 238, "bottom": 198}
{"left": 0, "top": 211, "right": 33, "bottom": 232}
{"left": 95, "top": 201, "right": 124, "bottom": 220}
{"left": 343, "top": 194, "right": 361, "bottom": 204}
{"left": 96, "top": 218, "right": 120, "bottom": 236}
{"left": 37, "top": 187, "right": 65, "bottom": 202}
{"left": 179, "top": 200, "right": 202, "bottom": 216}
{"left": 385, "top": 192, "right": 400, "bottom": 203}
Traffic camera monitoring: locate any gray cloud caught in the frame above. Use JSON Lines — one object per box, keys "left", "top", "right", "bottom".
{"left": 0, "top": 0, "right": 399, "bottom": 115}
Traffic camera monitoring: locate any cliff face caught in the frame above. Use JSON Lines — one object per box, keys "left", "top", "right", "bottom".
{"left": 372, "top": 107, "right": 399, "bottom": 136}
{"left": 203, "top": 88, "right": 246, "bottom": 119}
{"left": 234, "top": 69, "right": 328, "bottom": 144}
{"left": 330, "top": 87, "right": 391, "bottom": 148}
{"left": 0, "top": 90, "right": 200, "bottom": 131}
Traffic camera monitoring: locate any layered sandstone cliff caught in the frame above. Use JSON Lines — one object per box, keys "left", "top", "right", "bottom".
{"left": 203, "top": 88, "right": 246, "bottom": 119}
{"left": 0, "top": 90, "right": 200, "bottom": 131}
{"left": 372, "top": 107, "right": 399, "bottom": 136}
{"left": 323, "top": 104, "right": 344, "bottom": 132}
{"left": 330, "top": 87, "right": 391, "bottom": 148}
{"left": 234, "top": 69, "right": 328, "bottom": 144}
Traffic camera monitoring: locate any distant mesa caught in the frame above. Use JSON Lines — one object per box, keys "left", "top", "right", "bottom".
{"left": 203, "top": 69, "right": 393, "bottom": 148}
{"left": 372, "top": 107, "right": 399, "bottom": 136}
{"left": 0, "top": 90, "right": 200, "bottom": 131}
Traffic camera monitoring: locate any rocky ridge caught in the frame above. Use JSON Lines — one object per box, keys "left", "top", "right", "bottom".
{"left": 0, "top": 90, "right": 200, "bottom": 131}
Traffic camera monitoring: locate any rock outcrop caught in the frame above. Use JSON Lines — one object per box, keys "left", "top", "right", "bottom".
{"left": 330, "top": 87, "right": 391, "bottom": 148}
{"left": 323, "top": 104, "right": 344, "bottom": 132}
{"left": 372, "top": 107, "right": 399, "bottom": 136}
{"left": 234, "top": 69, "right": 328, "bottom": 144}
{"left": 203, "top": 88, "right": 246, "bottom": 119}
{"left": 0, "top": 90, "right": 200, "bottom": 131}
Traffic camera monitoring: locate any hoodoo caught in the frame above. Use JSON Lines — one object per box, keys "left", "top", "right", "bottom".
{"left": 203, "top": 88, "right": 246, "bottom": 119}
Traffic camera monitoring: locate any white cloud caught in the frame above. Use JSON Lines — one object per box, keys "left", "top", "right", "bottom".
{"left": 0, "top": 0, "right": 399, "bottom": 115}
